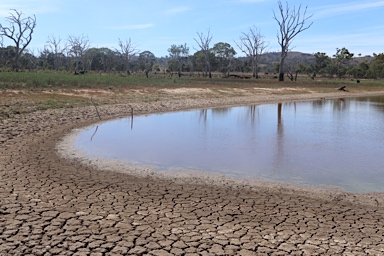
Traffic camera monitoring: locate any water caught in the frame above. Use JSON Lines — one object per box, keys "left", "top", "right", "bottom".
{"left": 75, "top": 96, "right": 384, "bottom": 193}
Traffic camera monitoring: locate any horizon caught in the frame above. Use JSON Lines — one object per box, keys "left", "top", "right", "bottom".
{"left": 1, "top": 0, "right": 383, "bottom": 58}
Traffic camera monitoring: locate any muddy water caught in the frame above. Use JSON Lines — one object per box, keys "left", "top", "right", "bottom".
{"left": 75, "top": 96, "right": 384, "bottom": 193}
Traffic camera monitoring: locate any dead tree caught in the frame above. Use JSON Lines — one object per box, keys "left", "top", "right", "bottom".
{"left": 45, "top": 35, "right": 66, "bottom": 70}
{"left": 273, "top": 1, "right": 313, "bottom": 81}
{"left": 194, "top": 29, "right": 213, "bottom": 78}
{"left": 0, "top": 9, "right": 37, "bottom": 71}
{"left": 115, "top": 38, "right": 139, "bottom": 75}
{"left": 67, "top": 35, "right": 90, "bottom": 72}
{"left": 236, "top": 26, "right": 268, "bottom": 79}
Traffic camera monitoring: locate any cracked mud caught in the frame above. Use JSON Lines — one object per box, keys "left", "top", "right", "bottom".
{"left": 1, "top": 91, "right": 384, "bottom": 255}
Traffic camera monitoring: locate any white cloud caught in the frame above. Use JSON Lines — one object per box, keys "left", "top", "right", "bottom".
{"left": 312, "top": 0, "right": 384, "bottom": 19}
{"left": 104, "top": 24, "right": 155, "bottom": 30}
{"left": 163, "top": 7, "right": 191, "bottom": 15}
{"left": 234, "top": 0, "right": 266, "bottom": 2}
{"left": 0, "top": 0, "right": 59, "bottom": 17}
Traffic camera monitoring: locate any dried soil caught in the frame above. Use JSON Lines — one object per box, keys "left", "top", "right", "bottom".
{"left": 1, "top": 88, "right": 384, "bottom": 255}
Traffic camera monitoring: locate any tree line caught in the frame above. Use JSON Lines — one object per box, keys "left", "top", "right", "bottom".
{"left": 1, "top": 2, "right": 384, "bottom": 80}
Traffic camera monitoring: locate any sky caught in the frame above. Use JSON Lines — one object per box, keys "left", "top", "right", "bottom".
{"left": 0, "top": 0, "right": 384, "bottom": 58}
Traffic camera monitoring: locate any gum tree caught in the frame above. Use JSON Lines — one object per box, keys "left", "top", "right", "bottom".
{"left": 0, "top": 9, "right": 37, "bottom": 71}
{"left": 211, "top": 42, "right": 236, "bottom": 77}
{"left": 236, "top": 26, "right": 268, "bottom": 78}
{"left": 168, "top": 43, "right": 189, "bottom": 77}
{"left": 273, "top": 1, "right": 313, "bottom": 81}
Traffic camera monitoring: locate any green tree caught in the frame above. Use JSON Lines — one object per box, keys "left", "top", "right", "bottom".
{"left": 138, "top": 51, "right": 156, "bottom": 78}
{"left": 167, "top": 43, "right": 189, "bottom": 77}
{"left": 348, "top": 62, "right": 369, "bottom": 79}
{"left": 333, "top": 47, "right": 354, "bottom": 78}
{"left": 310, "top": 52, "right": 330, "bottom": 76}
{"left": 211, "top": 42, "right": 236, "bottom": 76}
{"left": 84, "top": 47, "right": 116, "bottom": 72}
{"left": 367, "top": 53, "right": 384, "bottom": 79}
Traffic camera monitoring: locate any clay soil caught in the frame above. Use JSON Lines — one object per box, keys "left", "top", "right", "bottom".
{"left": 1, "top": 85, "right": 384, "bottom": 255}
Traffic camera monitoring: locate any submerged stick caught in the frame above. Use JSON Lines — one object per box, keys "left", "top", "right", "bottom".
{"left": 90, "top": 125, "right": 99, "bottom": 141}
{"left": 90, "top": 97, "right": 101, "bottom": 120}
{"left": 131, "top": 107, "right": 134, "bottom": 130}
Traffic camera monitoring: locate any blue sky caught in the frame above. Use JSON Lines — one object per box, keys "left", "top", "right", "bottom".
{"left": 1, "top": 0, "right": 384, "bottom": 57}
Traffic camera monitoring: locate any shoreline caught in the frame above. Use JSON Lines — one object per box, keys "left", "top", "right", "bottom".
{"left": 56, "top": 90, "right": 384, "bottom": 208}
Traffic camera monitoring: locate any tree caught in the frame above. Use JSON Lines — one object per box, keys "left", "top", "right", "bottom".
{"left": 333, "top": 47, "right": 354, "bottom": 78}
{"left": 0, "top": 9, "right": 37, "bottom": 71}
{"left": 310, "top": 52, "right": 330, "bottom": 77}
{"left": 236, "top": 26, "right": 268, "bottom": 78}
{"left": 212, "top": 42, "right": 236, "bottom": 77}
{"left": 45, "top": 35, "right": 65, "bottom": 70}
{"left": 194, "top": 29, "right": 213, "bottom": 78}
{"left": 273, "top": 1, "right": 313, "bottom": 81}
{"left": 138, "top": 51, "right": 156, "bottom": 78}
{"left": 115, "top": 38, "right": 138, "bottom": 75}
{"left": 168, "top": 43, "right": 189, "bottom": 77}
{"left": 366, "top": 53, "right": 384, "bottom": 79}
{"left": 84, "top": 47, "right": 116, "bottom": 72}
{"left": 67, "top": 35, "right": 90, "bottom": 72}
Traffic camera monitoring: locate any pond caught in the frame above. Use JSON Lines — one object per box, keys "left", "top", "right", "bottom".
{"left": 74, "top": 96, "right": 384, "bottom": 193}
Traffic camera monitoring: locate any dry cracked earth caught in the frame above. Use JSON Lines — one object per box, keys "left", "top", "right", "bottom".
{"left": 1, "top": 91, "right": 384, "bottom": 255}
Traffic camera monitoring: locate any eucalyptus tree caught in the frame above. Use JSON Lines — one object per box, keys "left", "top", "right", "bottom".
{"left": 211, "top": 42, "right": 236, "bottom": 77}
{"left": 167, "top": 43, "right": 189, "bottom": 77}
{"left": 332, "top": 47, "right": 354, "bottom": 78}
{"left": 84, "top": 47, "right": 116, "bottom": 72}
{"left": 236, "top": 26, "right": 268, "bottom": 78}
{"left": 194, "top": 29, "right": 213, "bottom": 78}
{"left": 116, "top": 38, "right": 139, "bottom": 75}
{"left": 273, "top": 1, "right": 313, "bottom": 81}
{"left": 0, "top": 9, "right": 37, "bottom": 71}
{"left": 138, "top": 51, "right": 156, "bottom": 78}
{"left": 310, "top": 52, "right": 331, "bottom": 77}
{"left": 367, "top": 53, "right": 384, "bottom": 79}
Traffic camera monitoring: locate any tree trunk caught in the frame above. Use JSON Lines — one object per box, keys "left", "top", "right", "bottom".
{"left": 278, "top": 57, "right": 285, "bottom": 81}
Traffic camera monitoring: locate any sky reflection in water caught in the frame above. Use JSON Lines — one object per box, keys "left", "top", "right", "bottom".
{"left": 75, "top": 96, "right": 384, "bottom": 193}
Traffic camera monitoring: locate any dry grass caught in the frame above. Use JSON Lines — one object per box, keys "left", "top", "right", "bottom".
{"left": 1, "top": 72, "right": 384, "bottom": 119}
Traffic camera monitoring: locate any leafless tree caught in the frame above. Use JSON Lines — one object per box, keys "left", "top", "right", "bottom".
{"left": 45, "top": 35, "right": 66, "bottom": 70}
{"left": 273, "top": 1, "right": 313, "bottom": 81}
{"left": 115, "top": 38, "right": 139, "bottom": 75}
{"left": 67, "top": 35, "right": 90, "bottom": 72}
{"left": 194, "top": 29, "right": 213, "bottom": 78}
{"left": 236, "top": 26, "right": 268, "bottom": 78}
{"left": 0, "top": 9, "right": 37, "bottom": 71}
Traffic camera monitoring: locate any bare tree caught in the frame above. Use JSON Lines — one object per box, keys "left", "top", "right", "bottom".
{"left": 45, "top": 35, "right": 65, "bottom": 70}
{"left": 67, "top": 35, "right": 90, "bottom": 73}
{"left": 0, "top": 9, "right": 37, "bottom": 71}
{"left": 273, "top": 1, "right": 313, "bottom": 81}
{"left": 236, "top": 26, "right": 268, "bottom": 78}
{"left": 115, "top": 38, "right": 139, "bottom": 75}
{"left": 194, "top": 29, "right": 213, "bottom": 78}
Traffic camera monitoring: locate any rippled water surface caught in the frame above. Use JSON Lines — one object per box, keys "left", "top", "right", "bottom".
{"left": 75, "top": 96, "right": 384, "bottom": 193}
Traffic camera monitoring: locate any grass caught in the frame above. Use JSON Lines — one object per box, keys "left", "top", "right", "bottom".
{"left": 1, "top": 71, "right": 384, "bottom": 119}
